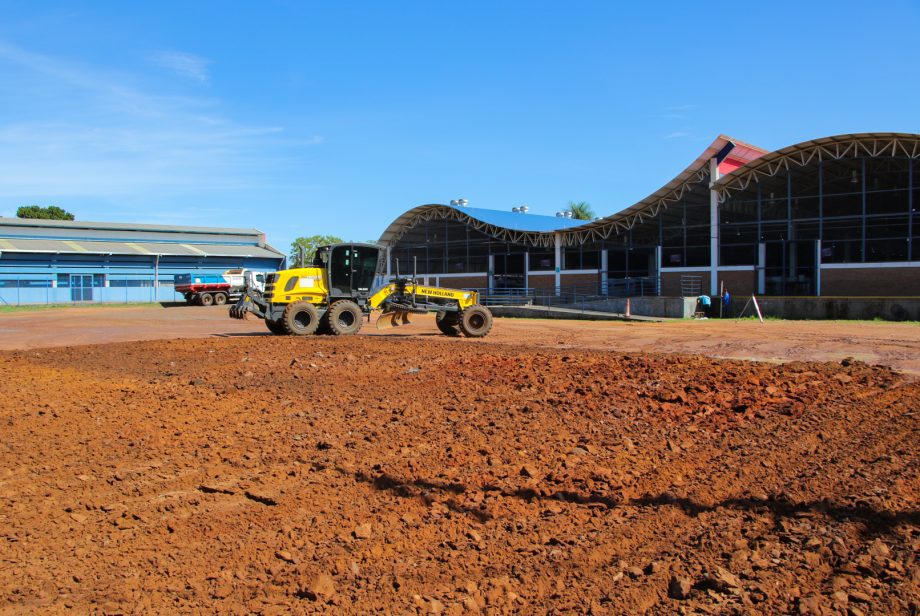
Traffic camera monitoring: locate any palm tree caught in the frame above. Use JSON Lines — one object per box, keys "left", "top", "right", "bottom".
{"left": 567, "top": 201, "right": 595, "bottom": 220}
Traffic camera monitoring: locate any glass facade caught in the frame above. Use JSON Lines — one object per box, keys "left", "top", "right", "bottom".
{"left": 720, "top": 156, "right": 916, "bottom": 266}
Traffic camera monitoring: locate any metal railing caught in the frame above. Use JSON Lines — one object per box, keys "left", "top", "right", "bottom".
{"left": 680, "top": 275, "right": 702, "bottom": 297}
{"left": 467, "top": 275, "right": 660, "bottom": 308}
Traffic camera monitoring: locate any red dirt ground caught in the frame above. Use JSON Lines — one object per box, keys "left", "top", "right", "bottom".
{"left": 1, "top": 331, "right": 917, "bottom": 614}
{"left": 1, "top": 304, "right": 919, "bottom": 376}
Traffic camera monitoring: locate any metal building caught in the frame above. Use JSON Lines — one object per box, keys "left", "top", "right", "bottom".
{"left": 380, "top": 133, "right": 920, "bottom": 298}
{"left": 0, "top": 218, "right": 285, "bottom": 305}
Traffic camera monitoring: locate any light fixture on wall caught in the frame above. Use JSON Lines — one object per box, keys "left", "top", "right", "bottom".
{"left": 850, "top": 170, "right": 859, "bottom": 184}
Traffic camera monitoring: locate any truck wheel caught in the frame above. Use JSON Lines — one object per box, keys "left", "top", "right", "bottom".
{"left": 199, "top": 293, "right": 214, "bottom": 306}
{"left": 436, "top": 311, "right": 461, "bottom": 337}
{"left": 459, "top": 305, "right": 493, "bottom": 338}
{"left": 265, "top": 319, "right": 287, "bottom": 335}
{"left": 328, "top": 300, "right": 363, "bottom": 335}
{"left": 213, "top": 292, "right": 228, "bottom": 305}
{"left": 282, "top": 301, "right": 319, "bottom": 335}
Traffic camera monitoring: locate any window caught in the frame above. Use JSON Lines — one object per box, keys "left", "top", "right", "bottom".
{"left": 563, "top": 247, "right": 599, "bottom": 270}
{"left": 529, "top": 251, "right": 554, "bottom": 271}
{"left": 822, "top": 159, "right": 863, "bottom": 217}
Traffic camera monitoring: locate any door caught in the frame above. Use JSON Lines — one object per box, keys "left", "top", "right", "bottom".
{"left": 70, "top": 274, "right": 93, "bottom": 302}
{"left": 492, "top": 253, "right": 525, "bottom": 289}
{"left": 328, "top": 245, "right": 381, "bottom": 297}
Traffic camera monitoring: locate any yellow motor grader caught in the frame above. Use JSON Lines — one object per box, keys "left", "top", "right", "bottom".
{"left": 229, "top": 243, "right": 493, "bottom": 337}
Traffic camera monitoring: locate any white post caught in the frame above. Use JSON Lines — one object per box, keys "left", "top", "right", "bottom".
{"left": 600, "top": 248, "right": 608, "bottom": 295}
{"left": 487, "top": 254, "right": 494, "bottom": 293}
{"left": 757, "top": 242, "right": 766, "bottom": 295}
{"left": 709, "top": 158, "right": 720, "bottom": 296}
{"left": 524, "top": 251, "right": 530, "bottom": 291}
{"left": 554, "top": 233, "right": 562, "bottom": 296}
{"left": 154, "top": 254, "right": 159, "bottom": 302}
{"left": 655, "top": 245, "right": 662, "bottom": 295}
{"left": 815, "top": 239, "right": 821, "bottom": 297}
{"left": 386, "top": 247, "right": 391, "bottom": 278}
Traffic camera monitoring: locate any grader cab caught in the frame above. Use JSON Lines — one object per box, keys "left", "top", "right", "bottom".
{"left": 229, "top": 243, "right": 493, "bottom": 338}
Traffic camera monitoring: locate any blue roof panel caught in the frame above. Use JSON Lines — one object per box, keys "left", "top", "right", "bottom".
{"left": 456, "top": 206, "right": 587, "bottom": 233}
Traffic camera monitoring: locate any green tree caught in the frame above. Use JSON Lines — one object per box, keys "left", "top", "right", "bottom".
{"left": 290, "top": 234, "right": 344, "bottom": 266}
{"left": 16, "top": 205, "right": 75, "bottom": 220}
{"left": 566, "top": 201, "right": 595, "bottom": 220}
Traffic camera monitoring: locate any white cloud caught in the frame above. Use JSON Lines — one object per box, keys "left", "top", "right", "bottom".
{"left": 0, "top": 39, "right": 324, "bottom": 201}
{"left": 149, "top": 50, "right": 211, "bottom": 84}
{"left": 664, "top": 131, "right": 692, "bottom": 139}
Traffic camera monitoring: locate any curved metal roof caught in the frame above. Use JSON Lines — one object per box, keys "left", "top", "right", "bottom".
{"left": 380, "top": 132, "right": 919, "bottom": 248}
{"left": 554, "top": 135, "right": 766, "bottom": 245}
{"left": 379, "top": 135, "right": 765, "bottom": 248}
{"left": 713, "top": 132, "right": 920, "bottom": 200}
{"left": 378, "top": 204, "right": 585, "bottom": 248}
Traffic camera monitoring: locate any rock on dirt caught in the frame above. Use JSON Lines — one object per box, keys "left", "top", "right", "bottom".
{"left": 301, "top": 574, "right": 335, "bottom": 601}
{"left": 668, "top": 575, "right": 692, "bottom": 600}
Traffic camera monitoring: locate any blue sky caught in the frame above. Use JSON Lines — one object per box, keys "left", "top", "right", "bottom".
{"left": 0, "top": 1, "right": 918, "bottom": 254}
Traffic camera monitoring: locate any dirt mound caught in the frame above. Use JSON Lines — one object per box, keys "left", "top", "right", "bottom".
{"left": 1, "top": 337, "right": 917, "bottom": 614}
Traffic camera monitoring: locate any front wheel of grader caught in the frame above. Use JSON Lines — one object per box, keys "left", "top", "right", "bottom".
{"left": 282, "top": 301, "right": 320, "bottom": 336}
{"left": 459, "top": 305, "right": 493, "bottom": 338}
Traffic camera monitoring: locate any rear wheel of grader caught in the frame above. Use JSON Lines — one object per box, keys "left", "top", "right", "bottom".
{"left": 265, "top": 319, "right": 287, "bottom": 335}
{"left": 459, "top": 305, "right": 493, "bottom": 338}
{"left": 435, "top": 311, "right": 461, "bottom": 336}
{"left": 282, "top": 301, "right": 320, "bottom": 335}
{"left": 328, "top": 300, "right": 363, "bottom": 335}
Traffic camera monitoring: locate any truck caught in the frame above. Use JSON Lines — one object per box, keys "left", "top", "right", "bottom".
{"left": 229, "top": 243, "right": 493, "bottom": 337}
{"left": 174, "top": 269, "right": 267, "bottom": 306}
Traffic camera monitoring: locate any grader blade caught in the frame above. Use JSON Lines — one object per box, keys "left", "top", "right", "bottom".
{"left": 375, "top": 310, "right": 413, "bottom": 330}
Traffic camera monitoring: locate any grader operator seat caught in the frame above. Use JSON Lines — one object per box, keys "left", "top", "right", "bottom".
{"left": 321, "top": 244, "right": 381, "bottom": 299}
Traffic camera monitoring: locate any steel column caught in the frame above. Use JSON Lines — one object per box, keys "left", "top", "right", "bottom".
{"left": 554, "top": 233, "right": 562, "bottom": 295}
{"left": 709, "top": 158, "right": 720, "bottom": 295}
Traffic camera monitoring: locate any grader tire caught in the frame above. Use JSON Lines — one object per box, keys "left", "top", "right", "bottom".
{"left": 328, "top": 300, "right": 363, "bottom": 336}
{"left": 282, "top": 301, "right": 320, "bottom": 336}
{"left": 459, "top": 305, "right": 493, "bottom": 338}
{"left": 435, "top": 311, "right": 461, "bottom": 337}
{"left": 199, "top": 293, "right": 214, "bottom": 306}
{"left": 265, "top": 319, "right": 287, "bottom": 335}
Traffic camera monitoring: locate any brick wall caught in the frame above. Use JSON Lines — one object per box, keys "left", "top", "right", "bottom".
{"left": 527, "top": 274, "right": 555, "bottom": 290}
{"left": 560, "top": 273, "right": 600, "bottom": 288}
{"left": 660, "top": 271, "right": 710, "bottom": 297}
{"left": 716, "top": 270, "right": 756, "bottom": 296}
{"left": 820, "top": 267, "right": 920, "bottom": 296}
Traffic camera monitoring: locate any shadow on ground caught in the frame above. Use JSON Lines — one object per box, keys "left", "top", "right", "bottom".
{"left": 351, "top": 470, "right": 919, "bottom": 536}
